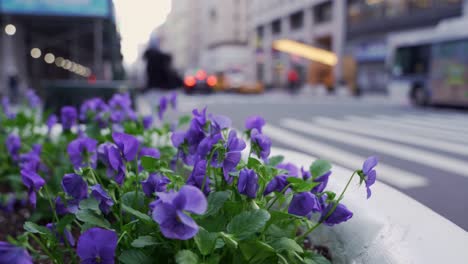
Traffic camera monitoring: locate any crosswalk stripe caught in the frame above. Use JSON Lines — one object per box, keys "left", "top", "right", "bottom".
{"left": 264, "top": 124, "right": 428, "bottom": 189}
{"left": 376, "top": 115, "right": 468, "bottom": 134}
{"left": 404, "top": 114, "right": 468, "bottom": 126}
{"left": 347, "top": 115, "right": 468, "bottom": 144}
{"left": 313, "top": 117, "right": 468, "bottom": 156}
{"left": 282, "top": 118, "right": 468, "bottom": 177}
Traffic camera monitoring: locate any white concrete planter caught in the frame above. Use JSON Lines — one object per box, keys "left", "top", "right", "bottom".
{"left": 270, "top": 148, "right": 468, "bottom": 263}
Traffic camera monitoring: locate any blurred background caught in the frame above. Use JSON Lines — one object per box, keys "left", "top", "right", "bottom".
{"left": 1, "top": 0, "right": 468, "bottom": 230}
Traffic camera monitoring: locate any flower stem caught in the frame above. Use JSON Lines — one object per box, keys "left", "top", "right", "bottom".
{"left": 30, "top": 233, "right": 60, "bottom": 264}
{"left": 43, "top": 185, "right": 59, "bottom": 222}
{"left": 296, "top": 171, "right": 357, "bottom": 242}
{"left": 266, "top": 184, "right": 290, "bottom": 210}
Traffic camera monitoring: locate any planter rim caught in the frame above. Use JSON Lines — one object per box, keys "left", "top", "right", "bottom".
{"left": 270, "top": 147, "right": 468, "bottom": 263}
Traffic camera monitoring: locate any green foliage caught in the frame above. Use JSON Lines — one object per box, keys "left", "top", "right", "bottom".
{"left": 227, "top": 209, "right": 270, "bottom": 240}
{"left": 75, "top": 209, "right": 111, "bottom": 229}
{"left": 176, "top": 250, "right": 200, "bottom": 264}
{"left": 310, "top": 159, "right": 332, "bottom": 179}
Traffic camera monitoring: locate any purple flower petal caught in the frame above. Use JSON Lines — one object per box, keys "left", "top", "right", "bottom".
{"left": 288, "top": 192, "right": 322, "bottom": 216}
{"left": 177, "top": 185, "right": 207, "bottom": 214}
{"left": 363, "top": 156, "right": 378, "bottom": 175}
{"left": 77, "top": 228, "right": 117, "bottom": 264}
{"left": 245, "top": 115, "right": 266, "bottom": 132}
{"left": 112, "top": 132, "right": 140, "bottom": 161}
{"left": 322, "top": 203, "right": 353, "bottom": 226}
{"left": 62, "top": 173, "right": 88, "bottom": 200}
{"left": 238, "top": 169, "right": 259, "bottom": 198}
{"left": 60, "top": 106, "right": 77, "bottom": 130}
{"left": 0, "top": 241, "right": 33, "bottom": 264}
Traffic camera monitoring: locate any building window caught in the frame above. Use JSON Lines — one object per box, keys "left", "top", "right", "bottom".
{"left": 314, "top": 1, "right": 332, "bottom": 24}
{"left": 272, "top": 19, "right": 281, "bottom": 34}
{"left": 290, "top": 11, "right": 304, "bottom": 30}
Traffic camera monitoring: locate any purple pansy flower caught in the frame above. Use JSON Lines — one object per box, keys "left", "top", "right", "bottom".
{"left": 301, "top": 166, "right": 311, "bottom": 181}
{"left": 60, "top": 106, "right": 77, "bottom": 130}
{"left": 209, "top": 114, "right": 231, "bottom": 134}
{"left": 187, "top": 160, "right": 210, "bottom": 195}
{"left": 112, "top": 132, "right": 140, "bottom": 161}
{"left": 77, "top": 228, "right": 117, "bottom": 264}
{"left": 288, "top": 192, "right": 322, "bottom": 216}
{"left": 251, "top": 129, "right": 271, "bottom": 160}
{"left": 90, "top": 185, "right": 114, "bottom": 214}
{"left": 321, "top": 202, "right": 353, "bottom": 226}
{"left": 19, "top": 144, "right": 43, "bottom": 172}
{"left": 152, "top": 185, "right": 207, "bottom": 240}
{"left": 1, "top": 97, "right": 16, "bottom": 119}
{"left": 0, "top": 241, "right": 32, "bottom": 264}
{"left": 97, "top": 143, "right": 126, "bottom": 185}
{"left": 238, "top": 169, "right": 259, "bottom": 198}
{"left": 276, "top": 163, "right": 299, "bottom": 177}
{"left": 139, "top": 147, "right": 160, "bottom": 159}
{"left": 312, "top": 171, "right": 331, "bottom": 193}
{"left": 216, "top": 131, "right": 246, "bottom": 183}
{"left": 362, "top": 156, "right": 378, "bottom": 199}
{"left": 142, "top": 115, "right": 153, "bottom": 130}
{"left": 20, "top": 169, "right": 45, "bottom": 207}
{"left": 46, "top": 114, "right": 57, "bottom": 134}
{"left": 186, "top": 108, "right": 207, "bottom": 150}
{"left": 108, "top": 93, "right": 135, "bottom": 123}
{"left": 245, "top": 115, "right": 266, "bottom": 133}
{"left": 197, "top": 133, "right": 222, "bottom": 158}
{"left": 26, "top": 89, "right": 41, "bottom": 108}
{"left": 171, "top": 131, "right": 186, "bottom": 148}
{"left": 169, "top": 92, "right": 177, "bottom": 109}
{"left": 55, "top": 197, "right": 79, "bottom": 215}
{"left": 6, "top": 134, "right": 21, "bottom": 162}
{"left": 158, "top": 96, "right": 168, "bottom": 120}
{"left": 263, "top": 175, "right": 289, "bottom": 196}
{"left": 141, "top": 173, "right": 170, "bottom": 197}
{"left": 46, "top": 223, "right": 75, "bottom": 246}
{"left": 67, "top": 137, "right": 98, "bottom": 169}
{"left": 62, "top": 174, "right": 88, "bottom": 201}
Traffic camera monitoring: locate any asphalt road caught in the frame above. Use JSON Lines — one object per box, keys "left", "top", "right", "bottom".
{"left": 139, "top": 90, "right": 468, "bottom": 231}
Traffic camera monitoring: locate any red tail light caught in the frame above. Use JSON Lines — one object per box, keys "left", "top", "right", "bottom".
{"left": 207, "top": 75, "right": 217, "bottom": 87}
{"left": 184, "top": 76, "right": 196, "bottom": 87}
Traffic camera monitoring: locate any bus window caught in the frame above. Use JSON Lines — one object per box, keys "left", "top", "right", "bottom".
{"left": 393, "top": 45, "right": 430, "bottom": 77}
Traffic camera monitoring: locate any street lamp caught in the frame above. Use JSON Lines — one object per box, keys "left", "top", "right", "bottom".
{"left": 4, "top": 24, "right": 16, "bottom": 36}
{"left": 30, "top": 48, "right": 42, "bottom": 59}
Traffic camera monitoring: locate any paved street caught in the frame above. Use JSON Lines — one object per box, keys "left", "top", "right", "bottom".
{"left": 140, "top": 91, "right": 468, "bottom": 231}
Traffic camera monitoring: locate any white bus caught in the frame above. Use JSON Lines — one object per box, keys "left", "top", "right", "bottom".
{"left": 387, "top": 17, "right": 468, "bottom": 107}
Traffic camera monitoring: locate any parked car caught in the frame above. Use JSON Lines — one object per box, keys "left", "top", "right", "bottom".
{"left": 183, "top": 69, "right": 217, "bottom": 94}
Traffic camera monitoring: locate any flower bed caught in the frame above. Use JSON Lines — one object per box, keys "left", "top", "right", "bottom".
{"left": 0, "top": 91, "right": 377, "bottom": 263}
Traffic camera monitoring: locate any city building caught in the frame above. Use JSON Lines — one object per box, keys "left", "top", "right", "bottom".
{"left": 0, "top": 0, "right": 123, "bottom": 96}
{"left": 248, "top": 0, "right": 346, "bottom": 89}
{"left": 199, "top": 0, "right": 250, "bottom": 77}
{"left": 345, "top": 0, "right": 465, "bottom": 93}
{"left": 159, "top": 0, "right": 203, "bottom": 74}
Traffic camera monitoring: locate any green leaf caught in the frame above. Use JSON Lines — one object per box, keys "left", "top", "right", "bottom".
{"left": 55, "top": 214, "right": 75, "bottom": 233}
{"left": 194, "top": 228, "right": 218, "bottom": 256}
{"left": 175, "top": 250, "right": 199, "bottom": 264}
{"left": 268, "top": 155, "right": 284, "bottom": 166}
{"left": 287, "top": 177, "right": 319, "bottom": 192}
{"left": 122, "top": 204, "right": 152, "bottom": 222}
{"left": 227, "top": 209, "right": 270, "bottom": 240}
{"left": 23, "top": 222, "right": 50, "bottom": 235}
{"left": 119, "top": 249, "right": 152, "bottom": 264}
{"left": 239, "top": 240, "right": 275, "bottom": 263}
{"left": 204, "top": 191, "right": 231, "bottom": 216}
{"left": 140, "top": 156, "right": 169, "bottom": 173}
{"left": 131, "top": 236, "right": 159, "bottom": 248}
{"left": 219, "top": 232, "right": 238, "bottom": 249}
{"left": 247, "top": 157, "right": 262, "bottom": 169}
{"left": 178, "top": 115, "right": 192, "bottom": 127}
{"left": 310, "top": 160, "right": 332, "bottom": 179}
{"left": 304, "top": 254, "right": 331, "bottom": 264}
{"left": 75, "top": 209, "right": 111, "bottom": 229}
{"left": 121, "top": 191, "right": 146, "bottom": 211}
{"left": 79, "top": 197, "right": 100, "bottom": 213}
{"left": 270, "top": 238, "right": 303, "bottom": 253}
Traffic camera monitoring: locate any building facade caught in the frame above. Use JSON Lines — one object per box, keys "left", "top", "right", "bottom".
{"left": 346, "top": 0, "right": 465, "bottom": 93}
{"left": 248, "top": 0, "right": 346, "bottom": 88}
{"left": 159, "top": 0, "right": 203, "bottom": 73}
{"left": 199, "top": 0, "right": 250, "bottom": 75}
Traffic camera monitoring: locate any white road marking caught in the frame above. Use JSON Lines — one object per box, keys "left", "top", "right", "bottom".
{"left": 347, "top": 115, "right": 468, "bottom": 144}
{"left": 376, "top": 115, "right": 468, "bottom": 134}
{"left": 264, "top": 124, "right": 428, "bottom": 189}
{"left": 404, "top": 114, "right": 468, "bottom": 126}
{"left": 313, "top": 117, "right": 468, "bottom": 156}
{"left": 282, "top": 118, "right": 468, "bottom": 177}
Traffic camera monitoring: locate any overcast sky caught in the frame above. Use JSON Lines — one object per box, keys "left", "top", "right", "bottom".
{"left": 113, "top": 0, "right": 171, "bottom": 65}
